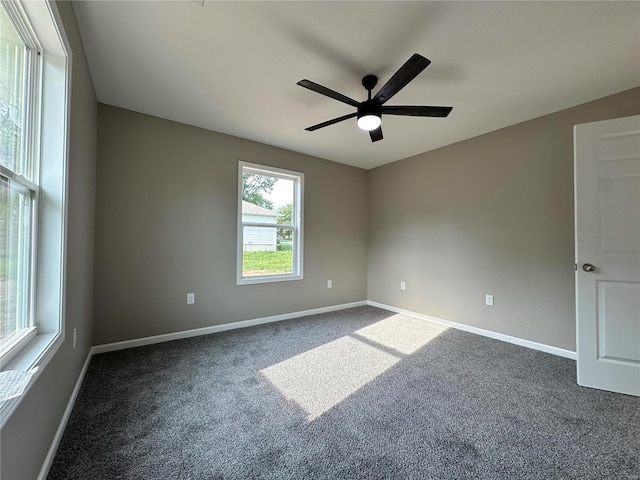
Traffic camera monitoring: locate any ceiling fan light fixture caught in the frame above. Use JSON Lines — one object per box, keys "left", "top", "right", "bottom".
{"left": 357, "top": 114, "right": 381, "bottom": 131}
{"left": 299, "top": 54, "right": 450, "bottom": 142}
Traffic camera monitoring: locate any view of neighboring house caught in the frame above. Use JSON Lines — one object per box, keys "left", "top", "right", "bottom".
{"left": 242, "top": 201, "right": 278, "bottom": 251}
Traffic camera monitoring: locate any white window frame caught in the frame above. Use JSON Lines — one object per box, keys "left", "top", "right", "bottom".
{"left": 237, "top": 161, "right": 304, "bottom": 285}
{"left": 0, "top": 0, "right": 71, "bottom": 428}
{"left": 0, "top": 0, "right": 42, "bottom": 367}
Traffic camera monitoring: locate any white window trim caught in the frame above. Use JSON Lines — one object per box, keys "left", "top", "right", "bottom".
{"left": 0, "top": 0, "right": 71, "bottom": 429}
{"left": 237, "top": 161, "right": 304, "bottom": 285}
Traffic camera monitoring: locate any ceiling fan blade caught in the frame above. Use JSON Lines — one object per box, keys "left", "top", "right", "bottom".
{"left": 297, "top": 80, "right": 360, "bottom": 108}
{"left": 305, "top": 112, "right": 358, "bottom": 131}
{"left": 369, "top": 126, "right": 383, "bottom": 142}
{"left": 382, "top": 105, "right": 452, "bottom": 117}
{"left": 373, "top": 54, "right": 431, "bottom": 104}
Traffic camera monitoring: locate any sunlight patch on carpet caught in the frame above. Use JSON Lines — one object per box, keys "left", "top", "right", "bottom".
{"left": 354, "top": 314, "right": 449, "bottom": 355}
{"left": 260, "top": 336, "right": 400, "bottom": 421}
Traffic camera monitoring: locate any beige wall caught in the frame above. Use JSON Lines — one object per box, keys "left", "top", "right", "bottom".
{"left": 368, "top": 87, "right": 640, "bottom": 351}
{"left": 0, "top": 2, "right": 97, "bottom": 478}
{"left": 93, "top": 105, "right": 368, "bottom": 345}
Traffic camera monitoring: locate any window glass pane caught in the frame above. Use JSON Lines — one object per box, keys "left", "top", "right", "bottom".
{"left": 271, "top": 178, "right": 294, "bottom": 218}
{"left": 239, "top": 163, "right": 302, "bottom": 283}
{"left": 0, "top": 176, "right": 31, "bottom": 343}
{"left": 242, "top": 226, "right": 293, "bottom": 277}
{"left": 242, "top": 171, "right": 297, "bottom": 278}
{"left": 0, "top": 3, "right": 28, "bottom": 176}
{"left": 242, "top": 173, "right": 277, "bottom": 211}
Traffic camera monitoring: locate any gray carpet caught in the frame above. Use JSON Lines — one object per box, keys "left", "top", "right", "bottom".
{"left": 49, "top": 306, "right": 640, "bottom": 479}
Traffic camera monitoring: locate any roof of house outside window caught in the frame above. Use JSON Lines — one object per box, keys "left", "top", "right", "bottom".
{"left": 241, "top": 201, "right": 278, "bottom": 216}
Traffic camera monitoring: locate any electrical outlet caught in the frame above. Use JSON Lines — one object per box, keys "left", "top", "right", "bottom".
{"left": 73, "top": 327, "right": 77, "bottom": 348}
{"left": 486, "top": 294, "right": 494, "bottom": 306}
{"left": 327, "top": 280, "right": 332, "bottom": 288}
{"left": 187, "top": 293, "right": 195, "bottom": 305}
{"left": 400, "top": 281, "right": 406, "bottom": 291}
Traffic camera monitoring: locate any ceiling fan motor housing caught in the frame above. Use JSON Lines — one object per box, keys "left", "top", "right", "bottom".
{"left": 357, "top": 100, "right": 382, "bottom": 119}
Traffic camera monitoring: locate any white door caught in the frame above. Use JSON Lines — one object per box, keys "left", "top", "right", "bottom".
{"left": 575, "top": 115, "right": 640, "bottom": 396}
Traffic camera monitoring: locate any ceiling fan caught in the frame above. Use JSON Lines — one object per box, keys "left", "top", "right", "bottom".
{"left": 297, "top": 53, "right": 452, "bottom": 142}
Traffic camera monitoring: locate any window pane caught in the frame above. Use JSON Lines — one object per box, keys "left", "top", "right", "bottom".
{"left": 242, "top": 171, "right": 296, "bottom": 278}
{"left": 271, "top": 178, "right": 294, "bottom": 215}
{"left": 0, "top": 3, "right": 28, "bottom": 176}
{"left": 0, "top": 176, "right": 31, "bottom": 342}
{"left": 242, "top": 226, "right": 293, "bottom": 277}
{"left": 239, "top": 163, "right": 303, "bottom": 284}
{"left": 242, "top": 173, "right": 277, "bottom": 211}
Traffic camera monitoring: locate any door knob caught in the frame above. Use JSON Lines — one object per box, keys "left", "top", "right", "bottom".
{"left": 582, "top": 263, "right": 597, "bottom": 272}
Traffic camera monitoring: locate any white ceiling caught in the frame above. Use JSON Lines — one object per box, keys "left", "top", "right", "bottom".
{"left": 71, "top": 1, "right": 639, "bottom": 170}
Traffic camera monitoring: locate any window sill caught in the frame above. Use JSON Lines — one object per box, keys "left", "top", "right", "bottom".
{"left": 0, "top": 331, "right": 62, "bottom": 428}
{"left": 237, "top": 273, "right": 303, "bottom": 286}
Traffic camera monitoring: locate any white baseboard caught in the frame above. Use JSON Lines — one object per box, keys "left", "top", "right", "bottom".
{"left": 92, "top": 301, "right": 368, "bottom": 355}
{"left": 367, "top": 301, "right": 577, "bottom": 360}
{"left": 38, "top": 349, "right": 93, "bottom": 480}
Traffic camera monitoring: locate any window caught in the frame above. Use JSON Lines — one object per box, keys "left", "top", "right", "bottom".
{"left": 238, "top": 162, "right": 303, "bottom": 285}
{"left": 0, "top": 0, "right": 70, "bottom": 425}
{"left": 0, "top": 1, "right": 39, "bottom": 362}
